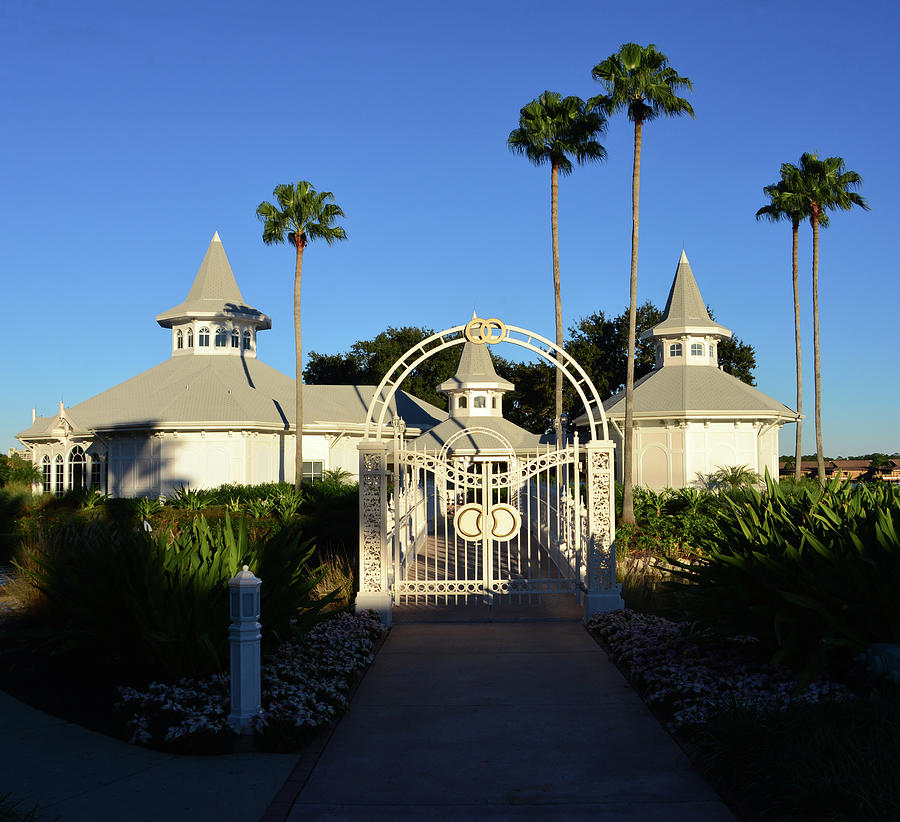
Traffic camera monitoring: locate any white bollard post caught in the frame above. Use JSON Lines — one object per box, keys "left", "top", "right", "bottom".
{"left": 227, "top": 565, "right": 262, "bottom": 734}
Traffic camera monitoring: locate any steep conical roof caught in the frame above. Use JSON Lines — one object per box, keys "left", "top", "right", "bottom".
{"left": 643, "top": 251, "right": 730, "bottom": 339}
{"left": 157, "top": 233, "right": 271, "bottom": 328}
{"left": 439, "top": 341, "right": 514, "bottom": 391}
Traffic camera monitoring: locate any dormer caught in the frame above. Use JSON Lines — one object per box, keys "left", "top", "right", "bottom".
{"left": 439, "top": 341, "right": 513, "bottom": 419}
{"left": 156, "top": 232, "right": 271, "bottom": 359}
{"left": 641, "top": 251, "right": 732, "bottom": 369}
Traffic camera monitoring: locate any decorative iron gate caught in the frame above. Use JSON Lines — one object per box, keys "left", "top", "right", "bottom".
{"left": 357, "top": 316, "right": 622, "bottom": 623}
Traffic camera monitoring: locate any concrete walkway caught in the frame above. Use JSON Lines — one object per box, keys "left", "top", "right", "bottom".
{"left": 284, "top": 621, "right": 735, "bottom": 821}
{"left": 0, "top": 689, "right": 298, "bottom": 822}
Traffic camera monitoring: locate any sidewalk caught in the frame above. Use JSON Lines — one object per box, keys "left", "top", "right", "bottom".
{"left": 278, "top": 621, "right": 736, "bottom": 821}
{"left": 0, "top": 689, "right": 298, "bottom": 822}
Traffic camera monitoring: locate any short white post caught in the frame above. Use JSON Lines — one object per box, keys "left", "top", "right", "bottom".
{"left": 227, "top": 565, "right": 262, "bottom": 734}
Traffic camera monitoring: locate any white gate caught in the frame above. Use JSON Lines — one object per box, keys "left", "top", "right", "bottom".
{"left": 357, "top": 316, "right": 623, "bottom": 623}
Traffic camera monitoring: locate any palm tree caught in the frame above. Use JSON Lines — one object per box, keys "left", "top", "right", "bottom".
{"left": 507, "top": 92, "right": 607, "bottom": 434}
{"left": 592, "top": 43, "right": 694, "bottom": 524}
{"left": 755, "top": 165, "right": 828, "bottom": 483}
{"left": 256, "top": 181, "right": 347, "bottom": 489}
{"left": 793, "top": 153, "right": 869, "bottom": 484}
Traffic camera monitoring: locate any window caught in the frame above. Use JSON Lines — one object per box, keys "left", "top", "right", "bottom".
{"left": 458, "top": 396, "right": 468, "bottom": 409}
{"left": 242, "top": 330, "right": 252, "bottom": 350}
{"left": 54, "top": 455, "right": 64, "bottom": 495}
{"left": 69, "top": 446, "right": 86, "bottom": 490}
{"left": 42, "top": 456, "right": 51, "bottom": 494}
{"left": 302, "top": 460, "right": 324, "bottom": 483}
{"left": 176, "top": 329, "right": 184, "bottom": 349}
{"left": 231, "top": 328, "right": 240, "bottom": 348}
{"left": 690, "top": 343, "right": 704, "bottom": 357}
{"left": 474, "top": 396, "right": 486, "bottom": 409}
{"left": 669, "top": 343, "right": 683, "bottom": 357}
{"left": 199, "top": 327, "right": 210, "bottom": 347}
{"left": 215, "top": 328, "right": 227, "bottom": 347}
{"left": 492, "top": 397, "right": 497, "bottom": 409}
{"left": 90, "top": 455, "right": 102, "bottom": 491}
{"left": 187, "top": 328, "right": 194, "bottom": 347}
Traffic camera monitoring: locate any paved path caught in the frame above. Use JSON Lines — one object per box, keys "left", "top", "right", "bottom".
{"left": 0, "top": 689, "right": 298, "bottom": 822}
{"left": 283, "top": 621, "right": 735, "bottom": 821}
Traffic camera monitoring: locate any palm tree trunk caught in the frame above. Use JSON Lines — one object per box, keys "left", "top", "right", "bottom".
{"left": 811, "top": 210, "right": 825, "bottom": 485}
{"left": 622, "top": 118, "right": 642, "bottom": 525}
{"left": 294, "top": 238, "right": 305, "bottom": 490}
{"left": 551, "top": 161, "right": 563, "bottom": 438}
{"left": 792, "top": 219, "right": 802, "bottom": 482}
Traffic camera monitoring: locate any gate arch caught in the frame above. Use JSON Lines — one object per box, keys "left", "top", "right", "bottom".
{"left": 363, "top": 316, "right": 610, "bottom": 442}
{"left": 357, "top": 315, "right": 623, "bottom": 625}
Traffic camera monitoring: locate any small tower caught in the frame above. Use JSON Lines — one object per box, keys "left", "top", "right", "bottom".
{"left": 641, "top": 250, "right": 732, "bottom": 368}
{"left": 438, "top": 340, "right": 513, "bottom": 418}
{"left": 156, "top": 232, "right": 271, "bottom": 358}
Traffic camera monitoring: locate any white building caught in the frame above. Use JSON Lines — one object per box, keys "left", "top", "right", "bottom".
{"left": 579, "top": 251, "right": 798, "bottom": 489}
{"left": 18, "top": 234, "right": 445, "bottom": 497}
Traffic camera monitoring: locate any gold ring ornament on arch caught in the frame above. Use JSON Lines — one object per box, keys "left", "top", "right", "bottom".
{"left": 464, "top": 316, "right": 507, "bottom": 345}
{"left": 453, "top": 503, "right": 521, "bottom": 542}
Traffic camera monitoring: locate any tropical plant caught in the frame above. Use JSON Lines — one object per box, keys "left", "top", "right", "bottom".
{"left": 756, "top": 165, "right": 827, "bottom": 482}
{"left": 256, "top": 181, "right": 348, "bottom": 490}
{"left": 793, "top": 153, "right": 869, "bottom": 484}
{"left": 15, "top": 514, "right": 338, "bottom": 679}
{"left": 699, "top": 464, "right": 762, "bottom": 492}
{"left": 0, "top": 454, "right": 41, "bottom": 488}
{"left": 669, "top": 476, "right": 900, "bottom": 680}
{"left": 166, "top": 485, "right": 210, "bottom": 510}
{"left": 507, "top": 91, "right": 607, "bottom": 433}
{"left": 592, "top": 43, "right": 694, "bottom": 525}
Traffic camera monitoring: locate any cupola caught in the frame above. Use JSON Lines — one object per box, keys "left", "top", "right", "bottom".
{"left": 156, "top": 232, "right": 271, "bottom": 358}
{"left": 439, "top": 339, "right": 513, "bottom": 419}
{"left": 641, "top": 251, "right": 732, "bottom": 369}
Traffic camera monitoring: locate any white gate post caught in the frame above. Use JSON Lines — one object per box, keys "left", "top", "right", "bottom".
{"left": 227, "top": 565, "right": 262, "bottom": 734}
{"left": 583, "top": 440, "right": 624, "bottom": 620}
{"left": 356, "top": 440, "right": 393, "bottom": 625}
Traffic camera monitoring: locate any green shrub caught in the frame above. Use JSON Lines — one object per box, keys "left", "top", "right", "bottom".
{"left": 669, "top": 475, "right": 900, "bottom": 679}
{"left": 166, "top": 486, "right": 212, "bottom": 510}
{"left": 15, "top": 514, "right": 338, "bottom": 680}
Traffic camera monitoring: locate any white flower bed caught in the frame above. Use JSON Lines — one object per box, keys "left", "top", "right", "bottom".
{"left": 116, "top": 610, "right": 386, "bottom": 752}
{"left": 587, "top": 609, "right": 849, "bottom": 729}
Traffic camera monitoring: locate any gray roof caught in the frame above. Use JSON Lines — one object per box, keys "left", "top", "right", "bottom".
{"left": 642, "top": 251, "right": 731, "bottom": 339}
{"left": 156, "top": 233, "right": 271, "bottom": 329}
{"left": 18, "top": 357, "right": 446, "bottom": 439}
{"left": 574, "top": 365, "right": 796, "bottom": 424}
{"left": 411, "top": 416, "right": 548, "bottom": 454}
{"left": 438, "top": 342, "right": 514, "bottom": 392}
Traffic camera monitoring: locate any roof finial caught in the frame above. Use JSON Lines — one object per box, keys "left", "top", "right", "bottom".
{"left": 212, "top": 231, "right": 221, "bottom": 243}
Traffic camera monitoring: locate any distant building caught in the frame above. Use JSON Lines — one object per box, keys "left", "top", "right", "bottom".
{"left": 780, "top": 458, "right": 900, "bottom": 482}
{"left": 17, "top": 234, "right": 445, "bottom": 497}
{"left": 579, "top": 252, "right": 798, "bottom": 489}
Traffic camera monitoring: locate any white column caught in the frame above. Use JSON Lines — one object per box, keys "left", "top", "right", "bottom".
{"left": 583, "top": 439, "right": 624, "bottom": 620}
{"left": 356, "top": 440, "right": 392, "bottom": 625}
{"left": 227, "top": 566, "right": 262, "bottom": 734}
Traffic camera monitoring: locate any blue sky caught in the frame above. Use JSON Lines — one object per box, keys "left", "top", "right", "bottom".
{"left": 2, "top": 0, "right": 896, "bottom": 457}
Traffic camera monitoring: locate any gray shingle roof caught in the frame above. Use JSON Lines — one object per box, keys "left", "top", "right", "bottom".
{"left": 17, "top": 357, "right": 446, "bottom": 438}
{"left": 438, "top": 342, "right": 514, "bottom": 391}
{"left": 156, "top": 233, "right": 271, "bottom": 329}
{"left": 580, "top": 365, "right": 796, "bottom": 422}
{"left": 643, "top": 251, "right": 731, "bottom": 339}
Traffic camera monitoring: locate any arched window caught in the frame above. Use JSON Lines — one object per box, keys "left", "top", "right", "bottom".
{"left": 54, "top": 454, "right": 64, "bottom": 496}
{"left": 474, "top": 396, "right": 486, "bottom": 409}
{"left": 69, "top": 446, "right": 86, "bottom": 490}
{"left": 215, "top": 328, "right": 227, "bottom": 347}
{"left": 231, "top": 328, "right": 240, "bottom": 348}
{"left": 690, "top": 343, "right": 704, "bottom": 357}
{"left": 198, "top": 327, "right": 210, "bottom": 347}
{"left": 458, "top": 396, "right": 468, "bottom": 409}
{"left": 242, "top": 330, "right": 252, "bottom": 350}
{"left": 187, "top": 328, "right": 194, "bottom": 347}
{"left": 669, "top": 343, "right": 683, "bottom": 357}
{"left": 176, "top": 329, "right": 184, "bottom": 349}
{"left": 42, "top": 456, "right": 51, "bottom": 494}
